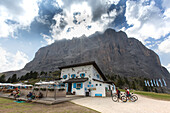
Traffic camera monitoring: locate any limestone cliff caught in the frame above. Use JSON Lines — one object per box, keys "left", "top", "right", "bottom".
{"left": 4, "top": 29, "right": 170, "bottom": 88}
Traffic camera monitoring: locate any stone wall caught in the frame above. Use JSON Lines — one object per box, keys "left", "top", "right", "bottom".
{"left": 32, "top": 89, "right": 66, "bottom": 98}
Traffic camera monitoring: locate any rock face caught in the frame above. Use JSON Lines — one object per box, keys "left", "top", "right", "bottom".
{"left": 4, "top": 28, "right": 170, "bottom": 88}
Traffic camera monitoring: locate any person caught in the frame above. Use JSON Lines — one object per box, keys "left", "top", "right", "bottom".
{"left": 27, "top": 93, "right": 35, "bottom": 102}
{"left": 116, "top": 87, "right": 121, "bottom": 102}
{"left": 31, "top": 93, "right": 36, "bottom": 99}
{"left": 36, "top": 92, "right": 43, "bottom": 99}
{"left": 125, "top": 88, "right": 131, "bottom": 101}
{"left": 27, "top": 92, "right": 32, "bottom": 98}
{"left": 39, "top": 92, "right": 43, "bottom": 98}
{"left": 9, "top": 90, "right": 16, "bottom": 97}
{"left": 14, "top": 91, "right": 20, "bottom": 99}
{"left": 88, "top": 89, "right": 91, "bottom": 96}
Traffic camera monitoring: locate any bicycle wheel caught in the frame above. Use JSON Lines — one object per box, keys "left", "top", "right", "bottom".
{"left": 112, "top": 95, "right": 118, "bottom": 102}
{"left": 130, "top": 96, "right": 136, "bottom": 102}
{"left": 121, "top": 96, "right": 127, "bottom": 102}
{"left": 132, "top": 95, "right": 138, "bottom": 101}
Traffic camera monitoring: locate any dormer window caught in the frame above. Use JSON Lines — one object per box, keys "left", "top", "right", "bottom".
{"left": 71, "top": 74, "right": 76, "bottom": 79}
{"left": 63, "top": 75, "right": 67, "bottom": 79}
{"left": 80, "top": 73, "right": 85, "bottom": 78}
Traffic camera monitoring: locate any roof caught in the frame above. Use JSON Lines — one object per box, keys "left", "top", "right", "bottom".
{"left": 63, "top": 78, "right": 89, "bottom": 83}
{"left": 0, "top": 83, "right": 33, "bottom": 86}
{"left": 35, "top": 81, "right": 57, "bottom": 85}
{"left": 58, "top": 61, "right": 107, "bottom": 81}
{"left": 92, "top": 79, "right": 115, "bottom": 85}
{"left": 104, "top": 81, "right": 115, "bottom": 85}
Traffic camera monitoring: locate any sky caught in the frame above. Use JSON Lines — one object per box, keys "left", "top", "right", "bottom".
{"left": 0, "top": 0, "right": 170, "bottom": 73}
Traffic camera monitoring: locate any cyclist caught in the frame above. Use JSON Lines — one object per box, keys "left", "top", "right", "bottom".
{"left": 125, "top": 88, "right": 131, "bottom": 101}
{"left": 116, "top": 87, "right": 121, "bottom": 102}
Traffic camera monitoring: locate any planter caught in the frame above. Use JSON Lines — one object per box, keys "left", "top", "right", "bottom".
{"left": 58, "top": 88, "right": 65, "bottom": 91}
{"left": 34, "top": 88, "right": 39, "bottom": 91}
{"left": 48, "top": 88, "right": 54, "bottom": 91}
{"left": 40, "top": 88, "right": 46, "bottom": 91}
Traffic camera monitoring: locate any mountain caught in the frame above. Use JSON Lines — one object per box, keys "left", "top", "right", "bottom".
{"left": 4, "top": 28, "right": 170, "bottom": 88}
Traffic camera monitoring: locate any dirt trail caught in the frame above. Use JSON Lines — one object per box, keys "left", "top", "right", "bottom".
{"left": 71, "top": 95, "right": 170, "bottom": 113}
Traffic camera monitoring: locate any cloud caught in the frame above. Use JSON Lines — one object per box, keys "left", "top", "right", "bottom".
{"left": 0, "top": 46, "right": 29, "bottom": 73}
{"left": 162, "top": 0, "right": 170, "bottom": 9}
{"left": 123, "top": 0, "right": 170, "bottom": 42}
{"left": 41, "top": 33, "right": 54, "bottom": 45}
{"left": 61, "top": 0, "right": 120, "bottom": 22}
{"left": 165, "top": 63, "right": 170, "bottom": 72}
{"left": 158, "top": 35, "right": 170, "bottom": 53}
{"left": 163, "top": 0, "right": 170, "bottom": 19}
{"left": 0, "top": 0, "right": 40, "bottom": 38}
{"left": 50, "top": 0, "right": 120, "bottom": 40}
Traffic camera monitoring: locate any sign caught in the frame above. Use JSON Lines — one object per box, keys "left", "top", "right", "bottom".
{"left": 90, "top": 88, "right": 96, "bottom": 90}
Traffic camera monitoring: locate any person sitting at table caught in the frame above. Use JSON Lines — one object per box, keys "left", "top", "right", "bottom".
{"left": 27, "top": 92, "right": 32, "bottom": 98}
{"left": 14, "top": 90, "right": 20, "bottom": 99}
{"left": 36, "top": 92, "right": 43, "bottom": 99}
{"left": 9, "top": 90, "right": 16, "bottom": 97}
{"left": 27, "top": 93, "right": 36, "bottom": 102}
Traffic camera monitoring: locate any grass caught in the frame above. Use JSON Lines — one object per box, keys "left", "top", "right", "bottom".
{"left": 20, "top": 78, "right": 58, "bottom": 85}
{"left": 0, "top": 73, "right": 4, "bottom": 77}
{"left": 118, "top": 89, "right": 170, "bottom": 101}
{"left": 26, "top": 78, "right": 41, "bottom": 85}
{"left": 20, "top": 78, "right": 45, "bottom": 85}
{"left": 0, "top": 97, "right": 98, "bottom": 113}
{"left": 134, "top": 90, "right": 170, "bottom": 101}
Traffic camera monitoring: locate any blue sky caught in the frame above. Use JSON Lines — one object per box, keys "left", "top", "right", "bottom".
{"left": 0, "top": 0, "right": 170, "bottom": 73}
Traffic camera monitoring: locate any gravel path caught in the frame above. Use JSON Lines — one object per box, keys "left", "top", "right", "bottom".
{"left": 71, "top": 95, "right": 170, "bottom": 113}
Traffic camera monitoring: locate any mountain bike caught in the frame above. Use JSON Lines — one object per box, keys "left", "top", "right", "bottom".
{"left": 112, "top": 93, "right": 127, "bottom": 102}
{"left": 121, "top": 93, "right": 138, "bottom": 102}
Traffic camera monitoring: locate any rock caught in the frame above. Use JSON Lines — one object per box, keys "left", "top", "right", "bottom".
{"left": 4, "top": 28, "right": 170, "bottom": 88}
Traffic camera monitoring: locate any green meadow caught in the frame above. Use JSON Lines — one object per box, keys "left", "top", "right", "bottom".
{"left": 119, "top": 89, "right": 170, "bottom": 101}
{"left": 0, "top": 97, "right": 98, "bottom": 113}
{"left": 134, "top": 91, "right": 170, "bottom": 101}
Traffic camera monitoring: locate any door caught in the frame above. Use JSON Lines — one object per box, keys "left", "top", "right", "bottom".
{"left": 68, "top": 83, "right": 72, "bottom": 93}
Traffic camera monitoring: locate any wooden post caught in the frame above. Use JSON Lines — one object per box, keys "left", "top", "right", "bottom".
{"left": 38, "top": 86, "right": 40, "bottom": 96}
{"left": 32, "top": 86, "right": 34, "bottom": 93}
{"left": 54, "top": 87, "right": 56, "bottom": 100}
{"left": 46, "top": 86, "right": 48, "bottom": 97}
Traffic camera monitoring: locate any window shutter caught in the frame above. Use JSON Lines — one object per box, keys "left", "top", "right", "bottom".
{"left": 63, "top": 75, "right": 67, "bottom": 79}
{"left": 97, "top": 74, "right": 100, "bottom": 78}
{"left": 73, "top": 83, "right": 76, "bottom": 88}
{"left": 81, "top": 83, "right": 83, "bottom": 88}
{"left": 80, "top": 73, "right": 85, "bottom": 78}
{"left": 71, "top": 74, "right": 75, "bottom": 78}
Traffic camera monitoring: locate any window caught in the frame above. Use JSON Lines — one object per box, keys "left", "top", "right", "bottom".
{"left": 80, "top": 73, "right": 85, "bottom": 78}
{"left": 63, "top": 75, "right": 67, "bottom": 79}
{"left": 97, "top": 74, "right": 100, "bottom": 79}
{"left": 71, "top": 74, "right": 76, "bottom": 78}
{"left": 77, "top": 83, "right": 81, "bottom": 88}
{"left": 60, "top": 83, "right": 65, "bottom": 87}
{"left": 100, "top": 84, "right": 102, "bottom": 86}
{"left": 96, "top": 84, "right": 98, "bottom": 86}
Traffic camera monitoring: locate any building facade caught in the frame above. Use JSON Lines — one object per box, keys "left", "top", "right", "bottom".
{"left": 59, "top": 61, "right": 115, "bottom": 97}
